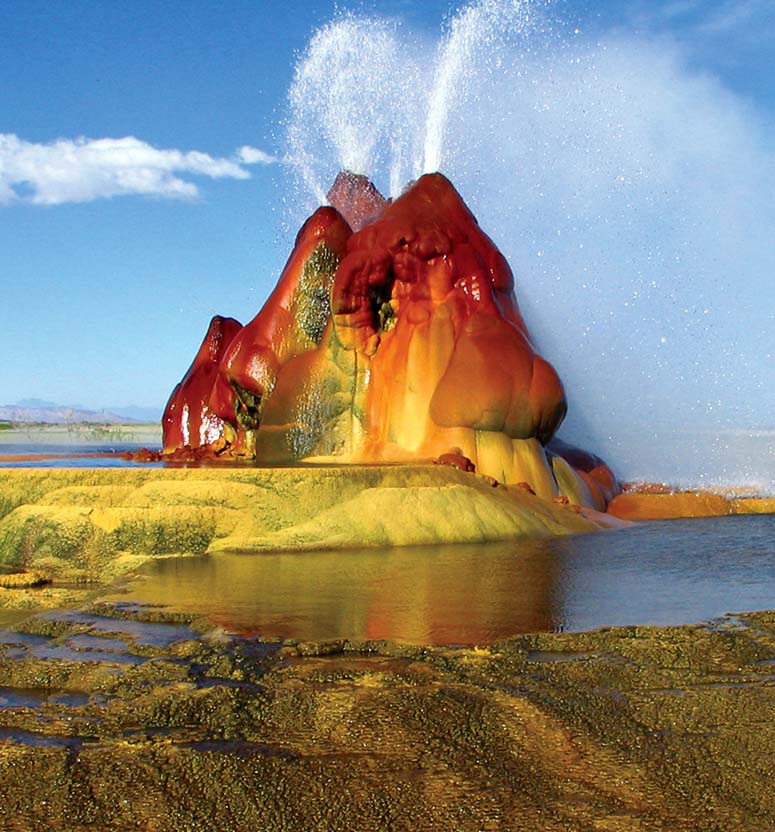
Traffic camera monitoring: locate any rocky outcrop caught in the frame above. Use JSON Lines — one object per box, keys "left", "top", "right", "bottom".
{"left": 162, "top": 315, "right": 242, "bottom": 456}
{"left": 326, "top": 170, "right": 388, "bottom": 231}
{"left": 161, "top": 173, "right": 618, "bottom": 507}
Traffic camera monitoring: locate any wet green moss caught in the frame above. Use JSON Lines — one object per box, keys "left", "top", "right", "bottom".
{"left": 0, "top": 506, "right": 95, "bottom": 570}
{"left": 292, "top": 242, "right": 340, "bottom": 345}
{"left": 232, "top": 381, "right": 262, "bottom": 431}
{"left": 110, "top": 507, "right": 216, "bottom": 555}
{"left": 0, "top": 482, "right": 45, "bottom": 521}
{"left": 0, "top": 654, "right": 112, "bottom": 692}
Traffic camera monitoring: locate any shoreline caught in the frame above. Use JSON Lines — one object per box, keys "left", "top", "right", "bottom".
{"left": 0, "top": 464, "right": 620, "bottom": 616}
{"left": 0, "top": 461, "right": 772, "bottom": 618}
{"left": 1, "top": 445, "right": 772, "bottom": 512}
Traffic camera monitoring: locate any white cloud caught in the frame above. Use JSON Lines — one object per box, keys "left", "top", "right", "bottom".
{"left": 0, "top": 134, "right": 277, "bottom": 205}
{"left": 236, "top": 145, "right": 277, "bottom": 165}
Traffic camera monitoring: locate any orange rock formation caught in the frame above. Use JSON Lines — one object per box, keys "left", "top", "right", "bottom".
{"left": 162, "top": 172, "right": 618, "bottom": 508}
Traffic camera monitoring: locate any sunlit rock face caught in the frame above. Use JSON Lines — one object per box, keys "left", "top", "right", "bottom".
{"left": 162, "top": 172, "right": 618, "bottom": 506}
{"left": 330, "top": 173, "right": 567, "bottom": 491}
{"left": 162, "top": 315, "right": 242, "bottom": 456}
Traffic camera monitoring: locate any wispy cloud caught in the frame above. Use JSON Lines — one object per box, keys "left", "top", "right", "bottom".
{"left": 622, "top": 0, "right": 772, "bottom": 48}
{"left": 0, "top": 135, "right": 277, "bottom": 206}
{"left": 235, "top": 145, "right": 277, "bottom": 165}
{"left": 694, "top": 0, "right": 772, "bottom": 37}
{"left": 658, "top": 0, "right": 704, "bottom": 20}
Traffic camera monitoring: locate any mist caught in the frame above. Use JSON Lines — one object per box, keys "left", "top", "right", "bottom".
{"left": 284, "top": 1, "right": 774, "bottom": 491}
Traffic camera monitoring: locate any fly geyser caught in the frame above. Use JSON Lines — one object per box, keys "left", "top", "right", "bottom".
{"left": 162, "top": 172, "right": 618, "bottom": 511}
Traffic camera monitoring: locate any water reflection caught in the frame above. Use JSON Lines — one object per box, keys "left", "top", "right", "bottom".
{"left": 109, "top": 542, "right": 559, "bottom": 644}
{"left": 108, "top": 515, "right": 775, "bottom": 645}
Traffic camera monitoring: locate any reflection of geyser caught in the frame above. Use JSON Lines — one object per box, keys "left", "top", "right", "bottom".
{"left": 285, "top": 0, "right": 774, "bottom": 492}
{"left": 113, "top": 515, "right": 775, "bottom": 642}
{"left": 117, "top": 544, "right": 560, "bottom": 644}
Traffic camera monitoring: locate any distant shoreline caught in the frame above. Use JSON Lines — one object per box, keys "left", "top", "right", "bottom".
{"left": 0, "top": 422, "right": 161, "bottom": 446}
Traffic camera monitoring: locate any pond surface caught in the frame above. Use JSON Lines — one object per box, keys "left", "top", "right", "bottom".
{"left": 0, "top": 443, "right": 162, "bottom": 468}
{"left": 106, "top": 514, "right": 775, "bottom": 645}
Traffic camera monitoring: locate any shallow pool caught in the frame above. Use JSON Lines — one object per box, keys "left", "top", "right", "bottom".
{"left": 105, "top": 513, "right": 775, "bottom": 644}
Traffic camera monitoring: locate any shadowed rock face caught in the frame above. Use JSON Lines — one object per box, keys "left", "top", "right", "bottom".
{"left": 326, "top": 170, "right": 388, "bottom": 231}
{"left": 162, "top": 172, "right": 617, "bottom": 506}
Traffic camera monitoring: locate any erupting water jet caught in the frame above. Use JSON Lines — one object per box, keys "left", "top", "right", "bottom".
{"left": 280, "top": 0, "right": 774, "bottom": 494}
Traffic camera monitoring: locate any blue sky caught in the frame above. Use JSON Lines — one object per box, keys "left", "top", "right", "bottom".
{"left": 1, "top": 0, "right": 773, "bottom": 440}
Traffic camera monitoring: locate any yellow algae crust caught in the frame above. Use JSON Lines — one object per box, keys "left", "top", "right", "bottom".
{"left": 0, "top": 570, "right": 48, "bottom": 588}
{"left": 0, "top": 466, "right": 615, "bottom": 587}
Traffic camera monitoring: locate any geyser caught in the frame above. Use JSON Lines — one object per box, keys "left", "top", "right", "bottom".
{"left": 283, "top": 0, "right": 774, "bottom": 493}
{"left": 163, "top": 170, "right": 618, "bottom": 510}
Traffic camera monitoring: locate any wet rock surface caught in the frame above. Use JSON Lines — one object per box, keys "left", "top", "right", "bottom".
{"left": 160, "top": 173, "right": 619, "bottom": 510}
{"left": 608, "top": 487, "right": 775, "bottom": 519}
{"left": 1, "top": 600, "right": 775, "bottom": 830}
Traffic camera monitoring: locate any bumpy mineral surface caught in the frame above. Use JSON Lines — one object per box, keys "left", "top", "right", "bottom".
{"left": 0, "top": 467, "right": 623, "bottom": 602}
{"left": 1, "top": 599, "right": 775, "bottom": 831}
{"left": 162, "top": 173, "right": 618, "bottom": 510}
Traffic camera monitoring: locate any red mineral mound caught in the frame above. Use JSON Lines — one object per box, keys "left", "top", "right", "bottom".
{"left": 162, "top": 315, "right": 242, "bottom": 455}
{"left": 161, "top": 172, "right": 618, "bottom": 507}
{"left": 331, "top": 173, "right": 567, "bottom": 456}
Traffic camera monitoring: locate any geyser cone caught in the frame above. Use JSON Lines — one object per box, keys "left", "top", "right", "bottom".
{"left": 332, "top": 172, "right": 567, "bottom": 445}
{"left": 326, "top": 170, "right": 388, "bottom": 231}
{"left": 162, "top": 171, "right": 617, "bottom": 508}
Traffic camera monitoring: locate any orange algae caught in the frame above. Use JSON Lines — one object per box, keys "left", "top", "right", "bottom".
{"left": 608, "top": 489, "right": 775, "bottom": 520}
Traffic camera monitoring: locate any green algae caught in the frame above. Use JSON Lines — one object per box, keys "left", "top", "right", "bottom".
{"left": 292, "top": 241, "right": 340, "bottom": 345}
{"left": 231, "top": 381, "right": 263, "bottom": 431}
{"left": 0, "top": 602, "right": 774, "bottom": 830}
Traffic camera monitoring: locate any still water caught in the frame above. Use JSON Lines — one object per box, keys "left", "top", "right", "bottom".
{"left": 0, "top": 443, "right": 162, "bottom": 468}
{"left": 106, "top": 514, "right": 775, "bottom": 645}
{"left": 0, "top": 425, "right": 162, "bottom": 467}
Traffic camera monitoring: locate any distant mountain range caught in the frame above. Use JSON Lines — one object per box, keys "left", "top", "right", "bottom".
{"left": 0, "top": 399, "right": 160, "bottom": 424}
